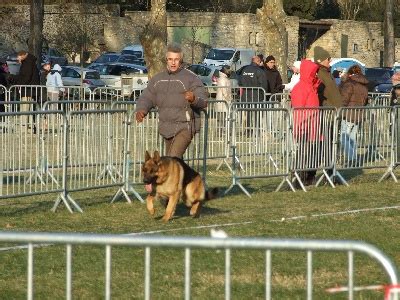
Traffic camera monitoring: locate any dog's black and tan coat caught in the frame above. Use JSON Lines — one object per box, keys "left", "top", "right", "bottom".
{"left": 142, "top": 151, "right": 217, "bottom": 222}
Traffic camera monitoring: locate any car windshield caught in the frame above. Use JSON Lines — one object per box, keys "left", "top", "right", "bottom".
{"left": 96, "top": 54, "right": 119, "bottom": 64}
{"left": 121, "top": 50, "right": 142, "bottom": 57}
{"left": 117, "top": 55, "right": 139, "bottom": 64}
{"left": 206, "top": 49, "right": 235, "bottom": 60}
{"left": 365, "top": 68, "right": 394, "bottom": 80}
{"left": 85, "top": 71, "right": 100, "bottom": 80}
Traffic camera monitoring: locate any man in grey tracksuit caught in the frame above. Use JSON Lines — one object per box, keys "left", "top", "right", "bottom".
{"left": 135, "top": 44, "right": 208, "bottom": 158}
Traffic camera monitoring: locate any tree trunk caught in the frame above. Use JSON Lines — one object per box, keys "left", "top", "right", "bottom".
{"left": 28, "top": 0, "right": 44, "bottom": 69}
{"left": 257, "top": 0, "right": 288, "bottom": 83}
{"left": 140, "top": 0, "right": 167, "bottom": 79}
{"left": 383, "top": 0, "right": 395, "bottom": 67}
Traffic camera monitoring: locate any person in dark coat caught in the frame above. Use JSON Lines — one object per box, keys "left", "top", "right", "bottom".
{"left": 264, "top": 55, "right": 284, "bottom": 94}
{"left": 9, "top": 50, "right": 40, "bottom": 100}
{"left": 239, "top": 55, "right": 269, "bottom": 102}
{"left": 8, "top": 50, "right": 41, "bottom": 128}
{"left": 0, "top": 59, "right": 9, "bottom": 113}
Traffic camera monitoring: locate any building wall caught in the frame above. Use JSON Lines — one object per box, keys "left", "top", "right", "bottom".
{"left": 0, "top": 4, "right": 398, "bottom": 68}
{"left": 307, "top": 19, "right": 384, "bottom": 67}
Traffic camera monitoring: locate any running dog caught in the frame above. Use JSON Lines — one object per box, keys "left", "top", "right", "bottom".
{"left": 142, "top": 150, "right": 218, "bottom": 222}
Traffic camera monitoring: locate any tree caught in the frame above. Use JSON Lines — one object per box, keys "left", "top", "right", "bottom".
{"left": 140, "top": 0, "right": 167, "bottom": 79}
{"left": 283, "top": 0, "right": 316, "bottom": 20}
{"left": 28, "top": 0, "right": 44, "bottom": 68}
{"left": 383, "top": 0, "right": 395, "bottom": 67}
{"left": 257, "top": 0, "right": 288, "bottom": 82}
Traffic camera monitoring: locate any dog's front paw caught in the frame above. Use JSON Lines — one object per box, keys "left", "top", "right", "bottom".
{"left": 162, "top": 215, "right": 171, "bottom": 222}
{"left": 147, "top": 208, "right": 155, "bottom": 216}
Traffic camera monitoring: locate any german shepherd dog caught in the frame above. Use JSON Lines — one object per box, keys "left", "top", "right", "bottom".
{"left": 142, "top": 151, "right": 218, "bottom": 222}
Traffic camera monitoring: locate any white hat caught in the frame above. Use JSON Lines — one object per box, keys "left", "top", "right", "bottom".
{"left": 52, "top": 64, "right": 62, "bottom": 71}
{"left": 293, "top": 61, "right": 301, "bottom": 70}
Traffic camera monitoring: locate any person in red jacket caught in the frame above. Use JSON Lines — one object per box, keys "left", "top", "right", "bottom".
{"left": 290, "top": 59, "right": 321, "bottom": 186}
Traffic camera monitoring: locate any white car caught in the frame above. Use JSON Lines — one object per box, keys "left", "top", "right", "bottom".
{"left": 89, "top": 62, "right": 148, "bottom": 96}
{"left": 61, "top": 66, "right": 106, "bottom": 91}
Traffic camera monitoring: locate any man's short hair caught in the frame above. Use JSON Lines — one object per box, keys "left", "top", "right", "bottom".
{"left": 17, "top": 50, "right": 28, "bottom": 57}
{"left": 166, "top": 43, "right": 183, "bottom": 61}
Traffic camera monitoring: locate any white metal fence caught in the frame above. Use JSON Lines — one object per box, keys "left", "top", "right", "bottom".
{"left": 0, "top": 85, "right": 399, "bottom": 204}
{"left": 0, "top": 231, "right": 397, "bottom": 300}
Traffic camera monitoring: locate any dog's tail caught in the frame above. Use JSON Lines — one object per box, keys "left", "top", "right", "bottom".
{"left": 205, "top": 187, "right": 219, "bottom": 201}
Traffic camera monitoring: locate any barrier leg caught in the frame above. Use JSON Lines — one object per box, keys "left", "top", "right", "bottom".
{"left": 275, "top": 176, "right": 296, "bottom": 192}
{"left": 315, "top": 169, "right": 335, "bottom": 188}
{"left": 379, "top": 165, "right": 398, "bottom": 183}
{"left": 292, "top": 171, "right": 307, "bottom": 192}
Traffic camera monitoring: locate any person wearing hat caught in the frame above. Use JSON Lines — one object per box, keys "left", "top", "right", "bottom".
{"left": 264, "top": 55, "right": 283, "bottom": 94}
{"left": 46, "top": 64, "right": 65, "bottom": 102}
{"left": 313, "top": 46, "right": 342, "bottom": 108}
{"left": 284, "top": 60, "right": 301, "bottom": 92}
{"left": 215, "top": 65, "right": 232, "bottom": 127}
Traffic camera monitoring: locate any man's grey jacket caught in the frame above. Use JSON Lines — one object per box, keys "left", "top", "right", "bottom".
{"left": 136, "top": 67, "right": 208, "bottom": 138}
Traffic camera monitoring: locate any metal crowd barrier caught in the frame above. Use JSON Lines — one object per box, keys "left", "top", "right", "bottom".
{"left": 0, "top": 111, "right": 64, "bottom": 198}
{"left": 381, "top": 106, "right": 400, "bottom": 182}
{"left": 92, "top": 87, "right": 129, "bottom": 102}
{"left": 370, "top": 94, "right": 391, "bottom": 107}
{"left": 225, "top": 107, "right": 292, "bottom": 197}
{"left": 335, "top": 106, "right": 392, "bottom": 185}
{"left": 290, "top": 107, "right": 337, "bottom": 191}
{"left": 43, "top": 100, "right": 111, "bottom": 112}
{"left": 269, "top": 92, "right": 291, "bottom": 109}
{"left": 0, "top": 231, "right": 397, "bottom": 300}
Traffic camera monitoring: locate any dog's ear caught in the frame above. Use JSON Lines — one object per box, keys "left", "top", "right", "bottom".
{"left": 153, "top": 150, "right": 160, "bottom": 162}
{"left": 145, "top": 150, "right": 151, "bottom": 161}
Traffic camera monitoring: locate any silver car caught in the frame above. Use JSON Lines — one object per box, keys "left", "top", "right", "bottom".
{"left": 61, "top": 66, "right": 106, "bottom": 91}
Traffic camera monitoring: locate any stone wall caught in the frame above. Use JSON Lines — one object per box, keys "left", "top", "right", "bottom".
{"left": 307, "top": 19, "right": 384, "bottom": 67}
{"left": 0, "top": 4, "right": 398, "bottom": 68}
{"left": 0, "top": 4, "right": 119, "bottom": 61}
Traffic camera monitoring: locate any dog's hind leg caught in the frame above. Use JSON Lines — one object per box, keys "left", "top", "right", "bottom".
{"left": 162, "top": 191, "right": 180, "bottom": 222}
{"left": 146, "top": 195, "right": 155, "bottom": 216}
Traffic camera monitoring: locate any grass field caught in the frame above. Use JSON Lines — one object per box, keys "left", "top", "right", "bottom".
{"left": 0, "top": 168, "right": 399, "bottom": 299}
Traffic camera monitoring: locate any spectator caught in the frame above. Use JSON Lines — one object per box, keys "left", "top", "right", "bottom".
{"left": 264, "top": 55, "right": 284, "bottom": 94}
{"left": 391, "top": 72, "right": 400, "bottom": 162}
{"left": 332, "top": 69, "right": 342, "bottom": 86}
{"left": 215, "top": 65, "right": 232, "bottom": 126}
{"left": 284, "top": 60, "right": 301, "bottom": 92}
{"left": 313, "top": 46, "right": 342, "bottom": 108}
{"left": 135, "top": 43, "right": 208, "bottom": 159}
{"left": 339, "top": 64, "right": 369, "bottom": 166}
{"left": 239, "top": 55, "right": 269, "bottom": 102}
{"left": 8, "top": 50, "right": 40, "bottom": 101}
{"left": 8, "top": 50, "right": 41, "bottom": 126}
{"left": 290, "top": 59, "right": 321, "bottom": 186}
{"left": 40, "top": 61, "right": 51, "bottom": 86}
{"left": 239, "top": 56, "right": 269, "bottom": 135}
{"left": 46, "top": 64, "right": 65, "bottom": 102}
{"left": 0, "top": 59, "right": 9, "bottom": 113}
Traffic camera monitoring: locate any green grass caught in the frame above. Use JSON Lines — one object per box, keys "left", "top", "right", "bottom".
{"left": 0, "top": 168, "right": 399, "bottom": 299}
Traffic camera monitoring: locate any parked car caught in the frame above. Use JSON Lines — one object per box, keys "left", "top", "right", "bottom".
{"left": 116, "top": 54, "right": 140, "bottom": 65}
{"left": 121, "top": 45, "right": 144, "bottom": 59}
{"left": 87, "top": 52, "right": 120, "bottom": 68}
{"left": 187, "top": 64, "right": 238, "bottom": 87}
{"left": 42, "top": 48, "right": 68, "bottom": 66}
{"left": 186, "top": 64, "right": 239, "bottom": 97}
{"left": 330, "top": 58, "right": 366, "bottom": 75}
{"left": 89, "top": 62, "right": 148, "bottom": 95}
{"left": 365, "top": 67, "right": 394, "bottom": 92}
{"left": 61, "top": 66, "right": 106, "bottom": 92}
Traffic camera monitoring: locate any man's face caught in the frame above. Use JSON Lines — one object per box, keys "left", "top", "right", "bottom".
{"left": 16, "top": 54, "right": 27, "bottom": 64}
{"left": 320, "top": 57, "right": 331, "bottom": 68}
{"left": 43, "top": 64, "right": 51, "bottom": 71}
{"left": 166, "top": 52, "right": 182, "bottom": 73}
{"left": 395, "top": 87, "right": 400, "bottom": 98}
{"left": 266, "top": 60, "right": 276, "bottom": 69}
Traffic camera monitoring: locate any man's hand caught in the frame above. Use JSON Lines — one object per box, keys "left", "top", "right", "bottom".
{"left": 184, "top": 91, "right": 195, "bottom": 103}
{"left": 136, "top": 110, "right": 146, "bottom": 123}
